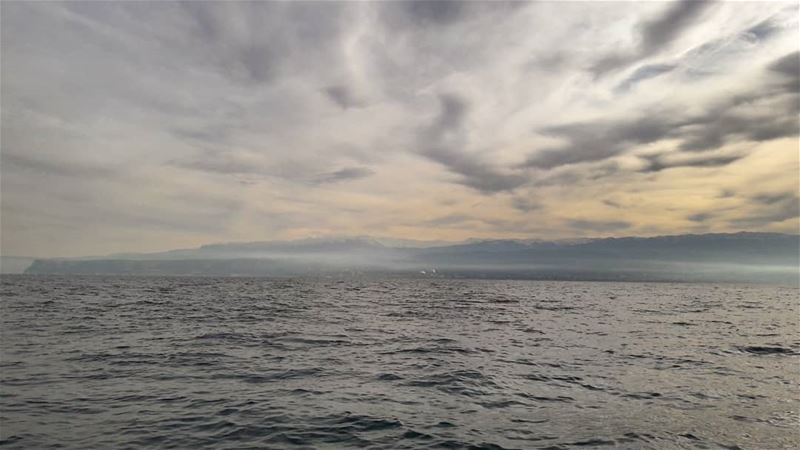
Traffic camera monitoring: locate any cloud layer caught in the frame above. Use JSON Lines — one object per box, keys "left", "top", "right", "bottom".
{"left": 1, "top": 1, "right": 798, "bottom": 257}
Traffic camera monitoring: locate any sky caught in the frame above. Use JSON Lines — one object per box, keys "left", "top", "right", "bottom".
{"left": 1, "top": 0, "right": 799, "bottom": 258}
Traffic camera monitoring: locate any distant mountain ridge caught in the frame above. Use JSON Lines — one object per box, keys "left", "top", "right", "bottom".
{"left": 20, "top": 232, "right": 800, "bottom": 284}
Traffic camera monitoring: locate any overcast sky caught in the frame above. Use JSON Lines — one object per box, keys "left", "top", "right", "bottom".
{"left": 2, "top": 0, "right": 798, "bottom": 257}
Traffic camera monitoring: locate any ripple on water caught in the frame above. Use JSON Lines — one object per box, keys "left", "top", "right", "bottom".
{"left": 0, "top": 276, "right": 798, "bottom": 449}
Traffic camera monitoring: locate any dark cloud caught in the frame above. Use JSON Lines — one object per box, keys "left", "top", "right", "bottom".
{"left": 172, "top": 153, "right": 266, "bottom": 176}
{"left": 526, "top": 161, "right": 620, "bottom": 188}
{"left": 313, "top": 167, "right": 374, "bottom": 184}
{"left": 641, "top": 0, "right": 714, "bottom": 52}
{"left": 422, "top": 214, "right": 474, "bottom": 227}
{"left": 174, "top": 2, "right": 275, "bottom": 83}
{"left": 435, "top": 94, "right": 469, "bottom": 132}
{"left": 528, "top": 53, "right": 800, "bottom": 169}
{"left": 526, "top": 53, "right": 570, "bottom": 73}
{"left": 591, "top": 55, "right": 632, "bottom": 78}
{"left": 171, "top": 125, "right": 234, "bottom": 146}
{"left": 744, "top": 18, "right": 784, "bottom": 41}
{"left": 615, "top": 63, "right": 676, "bottom": 92}
{"left": 679, "top": 12, "right": 794, "bottom": 75}
{"left": 654, "top": 14, "right": 793, "bottom": 85}
{"left": 768, "top": 50, "right": 800, "bottom": 92}
{"left": 639, "top": 152, "right": 744, "bottom": 173}
{"left": 730, "top": 192, "right": 800, "bottom": 228}
{"left": 419, "top": 94, "right": 527, "bottom": 193}
{"left": 678, "top": 50, "right": 800, "bottom": 149}
{"left": 678, "top": 96, "right": 798, "bottom": 152}
{"left": 179, "top": 1, "right": 350, "bottom": 85}
{"left": 525, "top": 116, "right": 673, "bottom": 169}
{"left": 567, "top": 219, "right": 632, "bottom": 233}
{"left": 687, "top": 212, "right": 713, "bottom": 222}
{"left": 2, "top": 152, "right": 118, "bottom": 179}
{"left": 769, "top": 50, "right": 799, "bottom": 76}
{"left": 174, "top": 153, "right": 373, "bottom": 186}
{"left": 402, "top": 0, "right": 466, "bottom": 26}
{"left": 603, "top": 199, "right": 622, "bottom": 208}
{"left": 425, "top": 146, "right": 528, "bottom": 193}
{"left": 324, "top": 85, "right": 362, "bottom": 110}
{"left": 381, "top": 0, "right": 523, "bottom": 30}
{"left": 753, "top": 192, "right": 798, "bottom": 206}
{"left": 511, "top": 196, "right": 541, "bottom": 213}
{"left": 592, "top": 0, "right": 714, "bottom": 76}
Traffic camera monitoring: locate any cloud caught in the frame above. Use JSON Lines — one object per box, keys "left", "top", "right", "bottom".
{"left": 640, "top": 0, "right": 714, "bottom": 52}
{"left": 615, "top": 63, "right": 676, "bottom": 92}
{"left": 511, "top": 196, "right": 541, "bottom": 213}
{"left": 670, "top": 8, "right": 797, "bottom": 81}
{"left": 753, "top": 192, "right": 798, "bottom": 206}
{"left": 172, "top": 152, "right": 269, "bottom": 176}
{"left": 730, "top": 192, "right": 800, "bottom": 228}
{"left": 313, "top": 167, "right": 374, "bottom": 184}
{"left": 688, "top": 212, "right": 714, "bottom": 223}
{"left": 526, "top": 52, "right": 800, "bottom": 169}
{"left": 592, "top": 0, "right": 715, "bottom": 76}
{"left": 525, "top": 115, "right": 674, "bottom": 169}
{"left": 419, "top": 94, "right": 527, "bottom": 193}
{"left": 178, "top": 1, "right": 352, "bottom": 85}
{"left": 423, "top": 146, "right": 528, "bottom": 193}
{"left": 1, "top": 1, "right": 797, "bottom": 256}
{"left": 768, "top": 50, "right": 800, "bottom": 91}
{"left": 422, "top": 214, "right": 474, "bottom": 227}
{"left": 567, "top": 219, "right": 632, "bottom": 233}
{"left": 2, "top": 152, "right": 119, "bottom": 179}
{"left": 324, "top": 85, "right": 363, "bottom": 109}
{"left": 639, "top": 152, "right": 744, "bottom": 173}
{"left": 744, "top": 17, "right": 784, "bottom": 41}
{"left": 400, "top": 0, "right": 466, "bottom": 26}
{"left": 174, "top": 152, "right": 374, "bottom": 186}
{"left": 432, "top": 94, "right": 468, "bottom": 133}
{"left": 381, "top": 0, "right": 522, "bottom": 30}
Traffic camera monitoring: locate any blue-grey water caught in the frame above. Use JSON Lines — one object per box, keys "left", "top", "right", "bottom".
{"left": 1, "top": 276, "right": 798, "bottom": 449}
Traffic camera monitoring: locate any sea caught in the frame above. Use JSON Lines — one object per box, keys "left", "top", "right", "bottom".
{"left": 0, "top": 275, "right": 798, "bottom": 449}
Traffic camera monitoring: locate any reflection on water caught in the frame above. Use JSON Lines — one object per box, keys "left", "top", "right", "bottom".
{"left": 1, "top": 276, "right": 798, "bottom": 449}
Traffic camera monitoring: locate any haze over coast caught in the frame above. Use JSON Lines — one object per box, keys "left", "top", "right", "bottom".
{"left": 14, "top": 232, "right": 798, "bottom": 284}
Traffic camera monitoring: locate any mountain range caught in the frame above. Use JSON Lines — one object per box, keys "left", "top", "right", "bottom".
{"left": 10, "top": 232, "right": 799, "bottom": 284}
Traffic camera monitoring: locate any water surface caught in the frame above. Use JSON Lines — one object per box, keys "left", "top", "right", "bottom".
{"left": 1, "top": 276, "right": 798, "bottom": 449}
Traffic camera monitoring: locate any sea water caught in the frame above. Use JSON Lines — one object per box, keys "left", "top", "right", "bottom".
{"left": 1, "top": 276, "right": 797, "bottom": 449}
